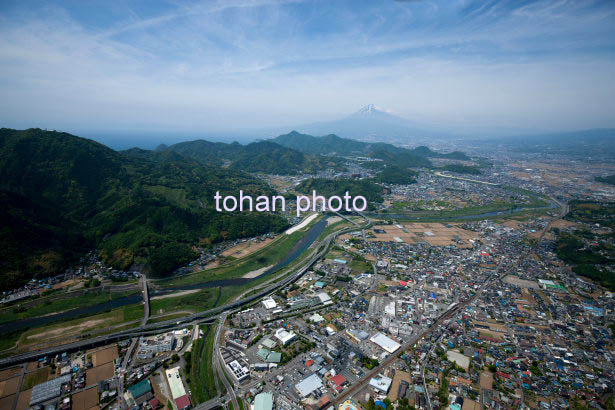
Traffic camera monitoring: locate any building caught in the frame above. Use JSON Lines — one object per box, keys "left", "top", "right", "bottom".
{"left": 252, "top": 392, "right": 274, "bottom": 410}
{"left": 295, "top": 374, "right": 323, "bottom": 398}
{"left": 331, "top": 374, "right": 347, "bottom": 391}
{"left": 257, "top": 348, "right": 281, "bottom": 363}
{"left": 262, "top": 298, "right": 277, "bottom": 310}
{"left": 274, "top": 328, "right": 296, "bottom": 346}
{"left": 227, "top": 360, "right": 250, "bottom": 381}
{"left": 126, "top": 379, "right": 153, "bottom": 406}
{"left": 260, "top": 338, "right": 277, "bottom": 349}
{"left": 345, "top": 329, "right": 369, "bottom": 343}
{"left": 370, "top": 333, "right": 401, "bottom": 354}
{"left": 309, "top": 313, "right": 326, "bottom": 323}
{"left": 369, "top": 375, "right": 392, "bottom": 393}
{"left": 316, "top": 292, "right": 333, "bottom": 305}
{"left": 30, "top": 375, "right": 72, "bottom": 405}
{"left": 138, "top": 333, "right": 174, "bottom": 358}
{"left": 165, "top": 367, "right": 191, "bottom": 410}
{"left": 338, "top": 399, "right": 363, "bottom": 410}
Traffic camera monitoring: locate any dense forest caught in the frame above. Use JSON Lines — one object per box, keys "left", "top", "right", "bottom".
{"left": 371, "top": 166, "right": 418, "bottom": 184}
{"left": 0, "top": 128, "right": 289, "bottom": 290}
{"left": 164, "top": 139, "right": 344, "bottom": 175}
{"left": 272, "top": 131, "right": 469, "bottom": 163}
{"left": 555, "top": 201, "right": 615, "bottom": 290}
{"left": 439, "top": 164, "right": 483, "bottom": 175}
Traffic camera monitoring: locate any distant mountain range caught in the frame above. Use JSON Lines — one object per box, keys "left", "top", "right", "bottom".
{"left": 270, "top": 130, "right": 469, "bottom": 161}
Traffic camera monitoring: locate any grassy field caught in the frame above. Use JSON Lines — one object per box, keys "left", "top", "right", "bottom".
{"left": 155, "top": 229, "right": 311, "bottom": 288}
{"left": 0, "top": 290, "right": 139, "bottom": 324}
{"left": 381, "top": 185, "right": 550, "bottom": 221}
{"left": 22, "top": 367, "right": 50, "bottom": 390}
{"left": 0, "top": 303, "right": 143, "bottom": 356}
{"left": 150, "top": 288, "right": 220, "bottom": 316}
{"left": 147, "top": 312, "right": 189, "bottom": 324}
{"left": 348, "top": 254, "right": 373, "bottom": 274}
{"left": 187, "top": 325, "right": 217, "bottom": 404}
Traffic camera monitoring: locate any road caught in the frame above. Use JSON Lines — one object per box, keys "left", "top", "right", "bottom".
{"left": 333, "top": 196, "right": 567, "bottom": 407}
{"left": 433, "top": 171, "right": 500, "bottom": 186}
{"left": 117, "top": 274, "right": 150, "bottom": 410}
{"left": 332, "top": 263, "right": 502, "bottom": 406}
{"left": 213, "top": 313, "right": 238, "bottom": 410}
{"left": 142, "top": 274, "right": 150, "bottom": 327}
{"left": 1, "top": 214, "right": 371, "bottom": 369}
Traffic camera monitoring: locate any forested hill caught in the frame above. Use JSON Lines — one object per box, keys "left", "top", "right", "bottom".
{"left": 164, "top": 139, "right": 344, "bottom": 175}
{"left": 271, "top": 131, "right": 469, "bottom": 161}
{"left": 0, "top": 128, "right": 289, "bottom": 290}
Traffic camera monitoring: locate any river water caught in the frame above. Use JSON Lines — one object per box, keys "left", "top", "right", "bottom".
{"left": 0, "top": 218, "right": 328, "bottom": 335}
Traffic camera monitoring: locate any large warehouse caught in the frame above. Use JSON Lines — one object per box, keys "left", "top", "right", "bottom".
{"left": 369, "top": 332, "right": 401, "bottom": 354}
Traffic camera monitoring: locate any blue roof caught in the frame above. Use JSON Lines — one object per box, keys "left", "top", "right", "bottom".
{"left": 128, "top": 379, "right": 151, "bottom": 399}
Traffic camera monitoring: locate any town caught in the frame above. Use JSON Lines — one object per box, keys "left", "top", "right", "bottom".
{"left": 1, "top": 147, "right": 613, "bottom": 410}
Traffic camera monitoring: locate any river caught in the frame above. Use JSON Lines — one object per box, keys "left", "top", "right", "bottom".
{"left": 0, "top": 217, "right": 329, "bottom": 335}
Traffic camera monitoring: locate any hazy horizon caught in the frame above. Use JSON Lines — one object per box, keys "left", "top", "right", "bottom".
{"left": 1, "top": 0, "right": 615, "bottom": 141}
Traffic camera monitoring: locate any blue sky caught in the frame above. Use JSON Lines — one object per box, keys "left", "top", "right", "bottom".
{"left": 0, "top": 0, "right": 614, "bottom": 140}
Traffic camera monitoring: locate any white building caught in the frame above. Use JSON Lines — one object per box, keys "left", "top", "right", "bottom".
{"left": 370, "top": 333, "right": 401, "bottom": 354}
{"left": 295, "top": 374, "right": 323, "bottom": 398}
{"left": 262, "top": 298, "right": 277, "bottom": 310}
{"left": 227, "top": 360, "right": 250, "bottom": 381}
{"left": 274, "top": 328, "right": 296, "bottom": 346}
{"left": 369, "top": 375, "right": 392, "bottom": 393}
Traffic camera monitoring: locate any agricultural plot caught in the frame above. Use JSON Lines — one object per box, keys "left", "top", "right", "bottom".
{"left": 367, "top": 223, "right": 477, "bottom": 248}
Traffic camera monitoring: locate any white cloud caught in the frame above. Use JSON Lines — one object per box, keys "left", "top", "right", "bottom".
{"left": 0, "top": 0, "right": 614, "bottom": 135}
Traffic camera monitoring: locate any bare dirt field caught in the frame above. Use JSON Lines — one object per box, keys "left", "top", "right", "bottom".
{"left": 367, "top": 223, "right": 477, "bottom": 248}
{"left": 72, "top": 386, "right": 99, "bottom": 410}
{"left": 503, "top": 275, "right": 539, "bottom": 289}
{"left": 221, "top": 238, "right": 274, "bottom": 258}
{"left": 26, "top": 318, "right": 110, "bottom": 341}
{"left": 0, "top": 368, "right": 23, "bottom": 382}
{"left": 86, "top": 363, "right": 114, "bottom": 386}
{"left": 327, "top": 216, "right": 343, "bottom": 225}
{"left": 151, "top": 289, "right": 200, "bottom": 301}
{"left": 0, "top": 376, "right": 20, "bottom": 398}
{"left": 242, "top": 265, "right": 274, "bottom": 279}
{"left": 90, "top": 345, "right": 118, "bottom": 367}
{"left": 480, "top": 372, "right": 494, "bottom": 390}
{"left": 15, "top": 389, "right": 32, "bottom": 410}
{"left": 0, "top": 395, "right": 16, "bottom": 410}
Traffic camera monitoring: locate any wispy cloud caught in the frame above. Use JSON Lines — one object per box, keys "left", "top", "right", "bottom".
{"left": 0, "top": 0, "right": 613, "bottom": 137}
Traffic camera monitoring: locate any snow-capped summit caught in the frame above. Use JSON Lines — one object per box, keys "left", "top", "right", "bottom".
{"left": 354, "top": 104, "right": 389, "bottom": 116}
{"left": 287, "top": 104, "right": 442, "bottom": 141}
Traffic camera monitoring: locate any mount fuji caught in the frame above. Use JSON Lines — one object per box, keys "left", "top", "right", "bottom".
{"left": 292, "top": 104, "right": 446, "bottom": 141}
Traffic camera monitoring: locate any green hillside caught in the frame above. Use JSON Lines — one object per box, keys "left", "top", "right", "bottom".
{"left": 0, "top": 128, "right": 289, "bottom": 290}
{"left": 295, "top": 178, "right": 384, "bottom": 210}
{"left": 165, "top": 139, "right": 344, "bottom": 175}
{"left": 271, "top": 131, "right": 469, "bottom": 163}
{"left": 371, "top": 166, "right": 418, "bottom": 184}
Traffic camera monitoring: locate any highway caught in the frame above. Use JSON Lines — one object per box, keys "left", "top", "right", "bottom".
{"left": 117, "top": 274, "right": 150, "bottom": 410}
{"left": 0, "top": 214, "right": 369, "bottom": 369}
{"left": 213, "top": 313, "right": 238, "bottom": 410}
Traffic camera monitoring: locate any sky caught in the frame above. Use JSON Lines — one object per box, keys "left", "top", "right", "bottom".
{"left": 1, "top": 0, "right": 614, "bottom": 145}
